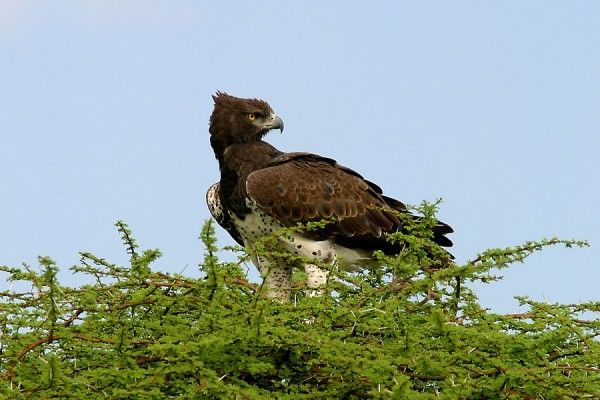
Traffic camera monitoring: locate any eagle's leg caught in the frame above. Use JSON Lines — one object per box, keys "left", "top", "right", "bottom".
{"left": 253, "top": 255, "right": 293, "bottom": 301}
{"left": 304, "top": 263, "right": 330, "bottom": 297}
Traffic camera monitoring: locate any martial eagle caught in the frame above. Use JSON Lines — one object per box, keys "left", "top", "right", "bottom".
{"left": 206, "top": 92, "right": 453, "bottom": 300}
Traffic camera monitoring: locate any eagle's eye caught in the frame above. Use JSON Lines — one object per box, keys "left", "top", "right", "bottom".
{"left": 247, "top": 113, "right": 257, "bottom": 121}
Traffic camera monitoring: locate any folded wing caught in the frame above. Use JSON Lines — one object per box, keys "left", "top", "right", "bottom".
{"left": 246, "top": 153, "right": 453, "bottom": 253}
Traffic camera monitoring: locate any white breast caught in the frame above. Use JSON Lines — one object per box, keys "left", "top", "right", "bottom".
{"left": 230, "top": 200, "right": 374, "bottom": 272}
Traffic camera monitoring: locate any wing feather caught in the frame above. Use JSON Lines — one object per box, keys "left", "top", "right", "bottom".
{"left": 245, "top": 154, "right": 403, "bottom": 242}
{"left": 245, "top": 152, "right": 453, "bottom": 252}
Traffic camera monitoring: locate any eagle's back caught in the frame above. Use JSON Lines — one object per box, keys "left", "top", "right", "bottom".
{"left": 208, "top": 147, "right": 452, "bottom": 270}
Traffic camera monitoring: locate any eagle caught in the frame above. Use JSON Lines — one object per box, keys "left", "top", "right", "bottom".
{"left": 206, "top": 92, "right": 453, "bottom": 300}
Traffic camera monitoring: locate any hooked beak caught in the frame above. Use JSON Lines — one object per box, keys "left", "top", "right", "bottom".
{"left": 266, "top": 113, "right": 284, "bottom": 133}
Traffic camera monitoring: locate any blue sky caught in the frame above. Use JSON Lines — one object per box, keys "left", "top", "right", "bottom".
{"left": 1, "top": 2, "right": 598, "bottom": 313}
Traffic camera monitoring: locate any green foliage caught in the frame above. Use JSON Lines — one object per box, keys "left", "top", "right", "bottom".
{"left": 1, "top": 211, "right": 598, "bottom": 399}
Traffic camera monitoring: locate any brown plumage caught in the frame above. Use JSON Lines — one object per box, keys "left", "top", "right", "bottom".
{"left": 206, "top": 92, "right": 453, "bottom": 300}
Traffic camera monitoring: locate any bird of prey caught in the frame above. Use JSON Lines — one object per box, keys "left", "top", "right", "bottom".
{"left": 206, "top": 92, "right": 453, "bottom": 300}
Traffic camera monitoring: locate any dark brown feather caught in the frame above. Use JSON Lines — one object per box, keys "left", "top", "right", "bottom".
{"left": 244, "top": 152, "right": 453, "bottom": 254}
{"left": 209, "top": 92, "right": 277, "bottom": 158}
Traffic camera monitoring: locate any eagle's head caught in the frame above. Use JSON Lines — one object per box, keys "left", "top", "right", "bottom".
{"left": 209, "top": 92, "right": 284, "bottom": 156}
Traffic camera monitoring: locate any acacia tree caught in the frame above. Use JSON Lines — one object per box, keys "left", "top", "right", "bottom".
{"left": 1, "top": 204, "right": 598, "bottom": 399}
